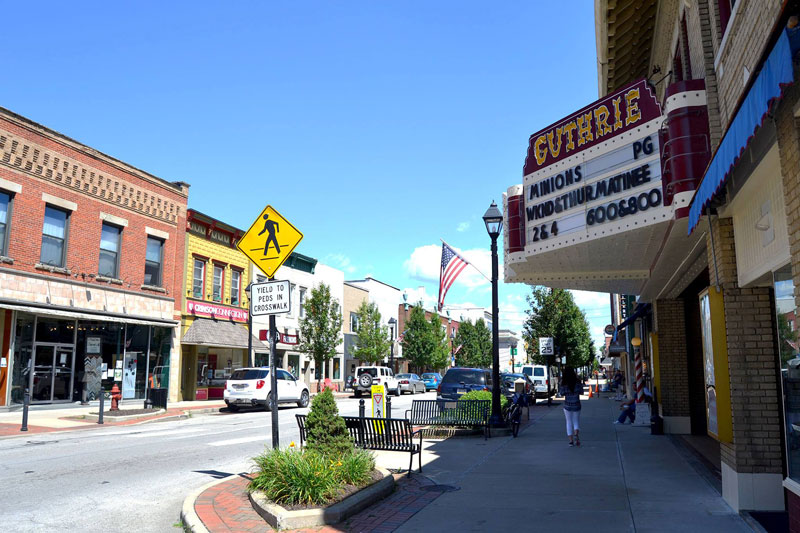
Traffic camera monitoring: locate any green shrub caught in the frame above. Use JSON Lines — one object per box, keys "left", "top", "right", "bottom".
{"left": 336, "top": 448, "right": 375, "bottom": 486}
{"left": 305, "top": 388, "right": 354, "bottom": 458}
{"left": 250, "top": 448, "right": 338, "bottom": 505}
{"left": 460, "top": 389, "right": 508, "bottom": 411}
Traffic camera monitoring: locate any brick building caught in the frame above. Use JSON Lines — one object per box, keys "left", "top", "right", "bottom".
{"left": 502, "top": 0, "right": 800, "bottom": 521}
{"left": 0, "top": 107, "right": 188, "bottom": 406}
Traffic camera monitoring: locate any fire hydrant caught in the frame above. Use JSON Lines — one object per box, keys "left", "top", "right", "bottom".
{"left": 110, "top": 384, "right": 122, "bottom": 411}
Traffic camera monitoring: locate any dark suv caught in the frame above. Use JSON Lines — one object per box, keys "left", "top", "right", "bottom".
{"left": 437, "top": 367, "right": 493, "bottom": 400}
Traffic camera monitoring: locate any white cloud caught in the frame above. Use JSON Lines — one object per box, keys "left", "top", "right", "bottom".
{"left": 456, "top": 221, "right": 470, "bottom": 232}
{"left": 324, "top": 253, "right": 357, "bottom": 274}
{"left": 401, "top": 286, "right": 438, "bottom": 310}
{"left": 569, "top": 290, "right": 610, "bottom": 311}
{"left": 403, "top": 244, "right": 500, "bottom": 291}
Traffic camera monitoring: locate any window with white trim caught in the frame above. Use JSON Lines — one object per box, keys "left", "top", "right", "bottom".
{"left": 0, "top": 191, "right": 10, "bottom": 256}
{"left": 212, "top": 264, "right": 224, "bottom": 302}
{"left": 193, "top": 259, "right": 205, "bottom": 299}
{"left": 144, "top": 237, "right": 163, "bottom": 287}
{"left": 230, "top": 269, "right": 241, "bottom": 306}
{"left": 99, "top": 222, "right": 122, "bottom": 278}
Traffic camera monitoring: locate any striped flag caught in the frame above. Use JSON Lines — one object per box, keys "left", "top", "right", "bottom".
{"left": 438, "top": 242, "right": 469, "bottom": 311}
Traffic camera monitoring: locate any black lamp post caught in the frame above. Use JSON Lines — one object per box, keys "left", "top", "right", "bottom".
{"left": 483, "top": 200, "right": 504, "bottom": 427}
{"left": 388, "top": 317, "right": 397, "bottom": 373}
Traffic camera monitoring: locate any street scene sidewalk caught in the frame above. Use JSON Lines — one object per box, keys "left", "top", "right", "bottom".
{"left": 185, "top": 393, "right": 751, "bottom": 532}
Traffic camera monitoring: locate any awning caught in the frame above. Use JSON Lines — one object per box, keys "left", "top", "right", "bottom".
{"left": 617, "top": 303, "right": 651, "bottom": 331}
{"left": 688, "top": 28, "right": 797, "bottom": 233}
{"left": 0, "top": 301, "right": 178, "bottom": 326}
{"left": 182, "top": 317, "right": 267, "bottom": 350}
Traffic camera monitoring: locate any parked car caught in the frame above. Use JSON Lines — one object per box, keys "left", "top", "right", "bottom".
{"left": 500, "top": 372, "right": 534, "bottom": 400}
{"left": 396, "top": 373, "right": 426, "bottom": 394}
{"left": 421, "top": 372, "right": 443, "bottom": 391}
{"left": 437, "top": 367, "right": 493, "bottom": 401}
{"left": 224, "top": 367, "right": 310, "bottom": 411}
{"left": 353, "top": 366, "right": 400, "bottom": 397}
{"left": 521, "top": 364, "right": 559, "bottom": 398}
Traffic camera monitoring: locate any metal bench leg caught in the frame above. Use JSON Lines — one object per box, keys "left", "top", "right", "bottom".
{"left": 419, "top": 432, "right": 423, "bottom": 473}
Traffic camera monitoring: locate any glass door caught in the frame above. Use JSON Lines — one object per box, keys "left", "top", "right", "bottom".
{"left": 31, "top": 345, "right": 55, "bottom": 402}
{"left": 53, "top": 347, "right": 74, "bottom": 401}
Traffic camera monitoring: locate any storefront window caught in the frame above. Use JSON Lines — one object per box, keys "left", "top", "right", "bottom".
{"left": 777, "top": 264, "right": 800, "bottom": 480}
{"left": 333, "top": 358, "right": 340, "bottom": 380}
{"left": 149, "top": 327, "right": 171, "bottom": 391}
{"left": 76, "top": 321, "right": 124, "bottom": 401}
{"left": 124, "top": 325, "right": 150, "bottom": 400}
{"left": 35, "top": 317, "right": 75, "bottom": 344}
{"left": 10, "top": 313, "right": 34, "bottom": 404}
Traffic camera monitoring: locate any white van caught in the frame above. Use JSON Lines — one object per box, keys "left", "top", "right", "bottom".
{"left": 521, "top": 365, "right": 559, "bottom": 398}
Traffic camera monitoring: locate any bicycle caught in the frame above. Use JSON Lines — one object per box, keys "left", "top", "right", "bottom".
{"left": 506, "top": 392, "right": 528, "bottom": 437}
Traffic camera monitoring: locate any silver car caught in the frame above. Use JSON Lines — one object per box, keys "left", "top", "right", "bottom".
{"left": 396, "top": 373, "right": 426, "bottom": 394}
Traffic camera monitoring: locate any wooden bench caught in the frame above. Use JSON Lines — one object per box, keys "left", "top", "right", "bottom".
{"left": 296, "top": 414, "right": 423, "bottom": 473}
{"left": 405, "top": 399, "right": 491, "bottom": 439}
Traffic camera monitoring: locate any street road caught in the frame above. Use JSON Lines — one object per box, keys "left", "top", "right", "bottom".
{"left": 0, "top": 391, "right": 435, "bottom": 532}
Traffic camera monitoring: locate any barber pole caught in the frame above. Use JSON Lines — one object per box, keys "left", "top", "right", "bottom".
{"left": 635, "top": 348, "right": 644, "bottom": 403}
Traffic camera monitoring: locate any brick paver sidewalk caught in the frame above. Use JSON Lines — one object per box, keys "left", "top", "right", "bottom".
{"left": 192, "top": 472, "right": 445, "bottom": 533}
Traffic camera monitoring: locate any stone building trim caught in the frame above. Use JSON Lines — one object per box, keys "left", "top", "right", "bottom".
{"left": 0, "top": 176, "right": 21, "bottom": 194}
{"left": 41, "top": 192, "right": 77, "bottom": 212}
{"left": 99, "top": 211, "right": 129, "bottom": 227}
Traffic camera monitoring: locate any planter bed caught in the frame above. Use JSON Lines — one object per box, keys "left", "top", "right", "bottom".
{"left": 248, "top": 467, "right": 395, "bottom": 530}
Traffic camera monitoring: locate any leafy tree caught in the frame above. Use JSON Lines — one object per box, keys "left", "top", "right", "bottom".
{"left": 298, "top": 283, "right": 343, "bottom": 392}
{"left": 305, "top": 388, "right": 353, "bottom": 458}
{"left": 352, "top": 301, "right": 391, "bottom": 365}
{"left": 401, "top": 305, "right": 449, "bottom": 372}
{"left": 522, "top": 287, "right": 593, "bottom": 369}
{"left": 454, "top": 319, "right": 492, "bottom": 368}
{"left": 427, "top": 312, "right": 451, "bottom": 371}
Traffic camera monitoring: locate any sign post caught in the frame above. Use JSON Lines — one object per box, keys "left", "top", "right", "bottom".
{"left": 238, "top": 205, "right": 304, "bottom": 450}
{"left": 371, "top": 384, "right": 386, "bottom": 435}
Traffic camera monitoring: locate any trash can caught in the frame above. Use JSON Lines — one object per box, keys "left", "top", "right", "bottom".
{"left": 149, "top": 388, "right": 168, "bottom": 410}
{"left": 650, "top": 414, "right": 664, "bottom": 435}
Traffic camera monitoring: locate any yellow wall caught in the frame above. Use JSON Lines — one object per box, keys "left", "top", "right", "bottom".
{"left": 184, "top": 232, "right": 251, "bottom": 312}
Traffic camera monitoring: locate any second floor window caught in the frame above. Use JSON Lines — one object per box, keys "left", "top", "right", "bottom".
{"left": 212, "top": 265, "right": 224, "bottom": 302}
{"left": 350, "top": 312, "right": 359, "bottom": 333}
{"left": 41, "top": 205, "right": 69, "bottom": 267}
{"left": 0, "top": 191, "right": 9, "bottom": 256}
{"left": 144, "top": 237, "right": 163, "bottom": 287}
{"left": 99, "top": 223, "right": 122, "bottom": 278}
{"left": 299, "top": 287, "right": 307, "bottom": 318}
{"left": 193, "top": 259, "right": 205, "bottom": 298}
{"left": 230, "top": 269, "right": 241, "bottom": 306}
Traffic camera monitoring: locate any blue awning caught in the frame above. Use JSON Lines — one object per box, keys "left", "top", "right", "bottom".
{"left": 688, "top": 29, "right": 797, "bottom": 233}
{"left": 617, "top": 303, "right": 651, "bottom": 331}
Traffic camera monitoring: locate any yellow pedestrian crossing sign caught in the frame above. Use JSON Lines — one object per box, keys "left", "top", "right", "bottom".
{"left": 237, "top": 205, "right": 304, "bottom": 278}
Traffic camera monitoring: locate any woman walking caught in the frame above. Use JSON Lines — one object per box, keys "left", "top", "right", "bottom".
{"left": 560, "top": 367, "right": 582, "bottom": 447}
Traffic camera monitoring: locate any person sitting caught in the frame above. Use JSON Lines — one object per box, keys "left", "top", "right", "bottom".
{"left": 614, "top": 384, "right": 652, "bottom": 424}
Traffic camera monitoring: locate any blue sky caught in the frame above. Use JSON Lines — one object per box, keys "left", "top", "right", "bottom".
{"left": 1, "top": 1, "right": 610, "bottom": 350}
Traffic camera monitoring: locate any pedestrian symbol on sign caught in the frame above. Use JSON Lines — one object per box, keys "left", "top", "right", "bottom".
{"left": 258, "top": 213, "right": 281, "bottom": 256}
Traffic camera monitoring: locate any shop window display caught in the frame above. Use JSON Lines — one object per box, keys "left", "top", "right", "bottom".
{"left": 10, "top": 313, "right": 34, "bottom": 404}
{"left": 777, "top": 264, "right": 800, "bottom": 480}
{"left": 125, "top": 325, "right": 150, "bottom": 400}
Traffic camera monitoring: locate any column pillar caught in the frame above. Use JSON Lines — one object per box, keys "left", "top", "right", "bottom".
{"left": 708, "top": 216, "right": 783, "bottom": 512}
{"left": 654, "top": 298, "right": 691, "bottom": 434}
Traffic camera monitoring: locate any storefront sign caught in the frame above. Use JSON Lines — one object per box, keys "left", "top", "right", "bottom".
{"left": 251, "top": 280, "right": 291, "bottom": 316}
{"left": 604, "top": 324, "right": 615, "bottom": 335}
{"left": 186, "top": 300, "right": 248, "bottom": 322}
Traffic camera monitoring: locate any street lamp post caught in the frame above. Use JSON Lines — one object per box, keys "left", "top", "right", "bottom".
{"left": 388, "top": 317, "right": 397, "bottom": 373}
{"left": 483, "top": 201, "right": 504, "bottom": 427}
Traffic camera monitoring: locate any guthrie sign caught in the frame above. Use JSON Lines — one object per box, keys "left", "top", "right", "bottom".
{"left": 520, "top": 79, "right": 664, "bottom": 245}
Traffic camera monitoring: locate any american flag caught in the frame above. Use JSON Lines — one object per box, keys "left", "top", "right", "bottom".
{"left": 438, "top": 242, "right": 469, "bottom": 311}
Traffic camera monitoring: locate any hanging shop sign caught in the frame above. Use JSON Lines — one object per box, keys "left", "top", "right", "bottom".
{"left": 521, "top": 79, "right": 664, "bottom": 245}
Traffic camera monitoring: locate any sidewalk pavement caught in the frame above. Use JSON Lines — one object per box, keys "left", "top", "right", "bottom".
{"left": 0, "top": 399, "right": 226, "bottom": 437}
{"left": 186, "top": 393, "right": 751, "bottom": 532}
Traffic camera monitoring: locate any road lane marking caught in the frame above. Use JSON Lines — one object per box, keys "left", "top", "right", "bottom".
{"left": 208, "top": 435, "right": 271, "bottom": 446}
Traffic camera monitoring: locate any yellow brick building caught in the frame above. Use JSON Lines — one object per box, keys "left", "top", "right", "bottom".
{"left": 179, "top": 209, "right": 265, "bottom": 401}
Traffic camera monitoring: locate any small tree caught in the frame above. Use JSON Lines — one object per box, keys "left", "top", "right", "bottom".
{"left": 401, "top": 305, "right": 433, "bottom": 372}
{"left": 454, "top": 319, "right": 492, "bottom": 368}
{"left": 298, "top": 283, "right": 343, "bottom": 391}
{"left": 352, "top": 301, "right": 391, "bottom": 365}
{"left": 305, "top": 388, "right": 353, "bottom": 458}
{"left": 428, "top": 312, "right": 451, "bottom": 371}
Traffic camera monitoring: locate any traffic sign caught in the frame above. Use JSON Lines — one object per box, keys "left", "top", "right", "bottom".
{"left": 539, "top": 337, "right": 554, "bottom": 355}
{"left": 237, "top": 205, "right": 304, "bottom": 278}
{"left": 251, "top": 280, "right": 291, "bottom": 316}
{"left": 371, "top": 384, "right": 386, "bottom": 418}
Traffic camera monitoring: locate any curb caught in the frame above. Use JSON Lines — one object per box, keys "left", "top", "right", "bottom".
{"left": 82, "top": 409, "right": 166, "bottom": 423}
{"left": 180, "top": 475, "right": 234, "bottom": 533}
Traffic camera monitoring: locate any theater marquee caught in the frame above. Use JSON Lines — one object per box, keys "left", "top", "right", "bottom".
{"left": 504, "top": 79, "right": 674, "bottom": 294}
